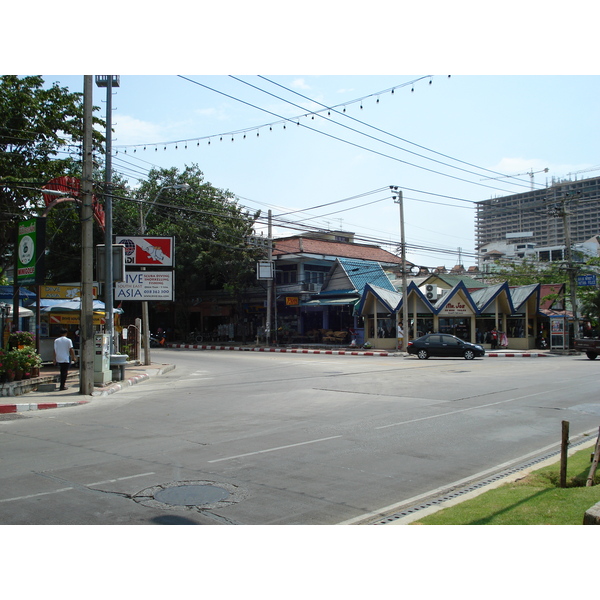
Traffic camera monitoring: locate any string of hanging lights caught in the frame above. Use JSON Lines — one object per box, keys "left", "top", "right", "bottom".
{"left": 113, "top": 76, "right": 434, "bottom": 155}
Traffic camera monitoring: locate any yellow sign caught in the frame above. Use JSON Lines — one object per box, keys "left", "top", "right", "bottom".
{"left": 40, "top": 285, "right": 98, "bottom": 299}
{"left": 49, "top": 314, "right": 105, "bottom": 325}
{"left": 285, "top": 297, "right": 299, "bottom": 306}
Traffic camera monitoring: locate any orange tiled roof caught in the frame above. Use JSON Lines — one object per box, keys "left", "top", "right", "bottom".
{"left": 273, "top": 237, "right": 407, "bottom": 265}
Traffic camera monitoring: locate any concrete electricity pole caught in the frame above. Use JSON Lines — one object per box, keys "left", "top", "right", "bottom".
{"left": 266, "top": 210, "right": 273, "bottom": 345}
{"left": 549, "top": 192, "right": 582, "bottom": 341}
{"left": 392, "top": 187, "right": 409, "bottom": 351}
{"left": 95, "top": 76, "right": 119, "bottom": 356}
{"left": 79, "top": 75, "right": 95, "bottom": 394}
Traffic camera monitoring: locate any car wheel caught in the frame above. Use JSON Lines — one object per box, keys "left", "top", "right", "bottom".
{"left": 464, "top": 349, "right": 475, "bottom": 360}
{"left": 417, "top": 349, "right": 429, "bottom": 359}
{"left": 586, "top": 351, "right": 598, "bottom": 360}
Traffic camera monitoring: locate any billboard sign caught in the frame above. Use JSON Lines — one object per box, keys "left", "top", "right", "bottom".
{"left": 114, "top": 236, "right": 174, "bottom": 266}
{"left": 40, "top": 285, "right": 98, "bottom": 299}
{"left": 115, "top": 271, "right": 174, "bottom": 301}
{"left": 17, "top": 218, "right": 46, "bottom": 285}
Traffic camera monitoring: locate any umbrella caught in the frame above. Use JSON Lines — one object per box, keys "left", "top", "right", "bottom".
{"left": 37, "top": 299, "right": 123, "bottom": 313}
{"left": 1, "top": 302, "right": 34, "bottom": 318}
{"left": 0, "top": 285, "right": 37, "bottom": 300}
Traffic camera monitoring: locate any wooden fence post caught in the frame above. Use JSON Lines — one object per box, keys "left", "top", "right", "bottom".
{"left": 560, "top": 420, "right": 569, "bottom": 488}
{"left": 586, "top": 427, "right": 600, "bottom": 487}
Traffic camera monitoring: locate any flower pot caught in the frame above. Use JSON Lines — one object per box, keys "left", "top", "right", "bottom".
{"left": 6, "top": 370, "right": 15, "bottom": 382}
{"left": 15, "top": 368, "right": 23, "bottom": 381}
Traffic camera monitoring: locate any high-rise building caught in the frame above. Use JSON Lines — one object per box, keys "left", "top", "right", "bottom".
{"left": 475, "top": 175, "right": 600, "bottom": 266}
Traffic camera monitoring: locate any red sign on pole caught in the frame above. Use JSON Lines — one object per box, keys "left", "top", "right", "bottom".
{"left": 115, "top": 236, "right": 174, "bottom": 266}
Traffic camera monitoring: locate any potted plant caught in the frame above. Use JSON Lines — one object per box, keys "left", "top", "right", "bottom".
{"left": 8, "top": 330, "right": 35, "bottom": 349}
{"left": 15, "top": 347, "right": 42, "bottom": 378}
{"left": 2, "top": 350, "right": 20, "bottom": 382}
{"left": 0, "top": 348, "right": 6, "bottom": 383}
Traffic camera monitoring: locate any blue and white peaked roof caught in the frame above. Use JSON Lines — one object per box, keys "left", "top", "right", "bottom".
{"left": 320, "top": 258, "right": 396, "bottom": 296}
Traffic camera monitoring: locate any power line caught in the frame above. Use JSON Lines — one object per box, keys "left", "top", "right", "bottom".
{"left": 256, "top": 75, "right": 542, "bottom": 191}
{"left": 177, "top": 75, "right": 527, "bottom": 196}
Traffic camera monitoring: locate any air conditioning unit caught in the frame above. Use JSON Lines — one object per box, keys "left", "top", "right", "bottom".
{"left": 425, "top": 284, "right": 438, "bottom": 300}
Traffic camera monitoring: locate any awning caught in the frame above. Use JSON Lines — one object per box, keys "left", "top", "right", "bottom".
{"left": 2, "top": 303, "right": 34, "bottom": 318}
{"left": 300, "top": 298, "right": 359, "bottom": 307}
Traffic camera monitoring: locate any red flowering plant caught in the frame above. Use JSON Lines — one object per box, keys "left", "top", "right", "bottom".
{"left": 8, "top": 330, "right": 35, "bottom": 349}
{"left": 1, "top": 349, "right": 19, "bottom": 379}
{"left": 15, "top": 347, "right": 42, "bottom": 376}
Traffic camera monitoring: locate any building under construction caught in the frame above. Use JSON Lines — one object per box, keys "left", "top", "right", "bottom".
{"left": 475, "top": 174, "right": 600, "bottom": 267}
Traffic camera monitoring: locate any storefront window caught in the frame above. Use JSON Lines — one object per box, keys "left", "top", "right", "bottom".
{"left": 438, "top": 317, "right": 470, "bottom": 340}
{"left": 376, "top": 314, "right": 395, "bottom": 338}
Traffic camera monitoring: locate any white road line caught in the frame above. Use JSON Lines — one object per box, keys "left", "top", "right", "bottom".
{"left": 207, "top": 435, "right": 343, "bottom": 463}
{"left": 375, "top": 389, "right": 550, "bottom": 430}
{"left": 0, "top": 472, "right": 155, "bottom": 504}
{"left": 85, "top": 472, "right": 156, "bottom": 486}
{"left": 0, "top": 487, "right": 74, "bottom": 503}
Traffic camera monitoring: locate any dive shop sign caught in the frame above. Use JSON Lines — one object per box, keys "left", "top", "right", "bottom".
{"left": 115, "top": 271, "right": 173, "bottom": 301}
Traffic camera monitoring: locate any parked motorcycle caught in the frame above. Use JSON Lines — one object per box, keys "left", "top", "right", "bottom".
{"left": 150, "top": 331, "right": 166, "bottom": 348}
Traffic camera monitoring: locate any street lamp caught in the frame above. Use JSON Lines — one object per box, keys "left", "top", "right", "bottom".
{"left": 139, "top": 183, "right": 190, "bottom": 365}
{"left": 139, "top": 184, "right": 190, "bottom": 235}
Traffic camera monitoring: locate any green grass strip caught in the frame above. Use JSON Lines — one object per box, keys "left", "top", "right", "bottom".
{"left": 413, "top": 445, "right": 600, "bottom": 525}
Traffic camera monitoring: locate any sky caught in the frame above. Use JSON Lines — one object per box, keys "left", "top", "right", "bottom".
{"left": 6, "top": 4, "right": 600, "bottom": 273}
{"left": 36, "top": 73, "right": 600, "bottom": 271}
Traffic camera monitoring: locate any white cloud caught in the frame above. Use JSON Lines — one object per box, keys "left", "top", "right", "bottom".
{"left": 113, "top": 114, "right": 168, "bottom": 145}
{"left": 194, "top": 106, "right": 231, "bottom": 121}
{"left": 291, "top": 78, "right": 311, "bottom": 90}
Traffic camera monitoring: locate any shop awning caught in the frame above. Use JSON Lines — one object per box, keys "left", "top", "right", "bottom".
{"left": 300, "top": 298, "right": 359, "bottom": 307}
{"left": 2, "top": 303, "right": 34, "bottom": 318}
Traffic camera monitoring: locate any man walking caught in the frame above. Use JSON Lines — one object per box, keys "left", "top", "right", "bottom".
{"left": 54, "top": 328, "right": 75, "bottom": 391}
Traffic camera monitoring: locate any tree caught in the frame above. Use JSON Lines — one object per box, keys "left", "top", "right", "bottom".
{"left": 485, "top": 258, "right": 568, "bottom": 287}
{"left": 0, "top": 75, "right": 105, "bottom": 278}
{"left": 487, "top": 257, "right": 600, "bottom": 324}
{"left": 127, "top": 164, "right": 262, "bottom": 336}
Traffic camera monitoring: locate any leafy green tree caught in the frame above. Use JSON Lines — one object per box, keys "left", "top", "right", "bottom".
{"left": 130, "top": 164, "right": 262, "bottom": 336}
{"left": 488, "top": 257, "right": 600, "bottom": 324}
{"left": 485, "top": 258, "right": 568, "bottom": 287}
{"left": 0, "top": 75, "right": 105, "bottom": 278}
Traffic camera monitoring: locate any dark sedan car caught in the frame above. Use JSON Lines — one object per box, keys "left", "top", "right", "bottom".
{"left": 406, "top": 333, "right": 485, "bottom": 360}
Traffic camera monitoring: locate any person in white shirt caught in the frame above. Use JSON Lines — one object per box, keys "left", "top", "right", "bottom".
{"left": 54, "top": 328, "right": 75, "bottom": 391}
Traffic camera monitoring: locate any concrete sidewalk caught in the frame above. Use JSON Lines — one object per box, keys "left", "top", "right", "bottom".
{"left": 0, "top": 361, "right": 176, "bottom": 414}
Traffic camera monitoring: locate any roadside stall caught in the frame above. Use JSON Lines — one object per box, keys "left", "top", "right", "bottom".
{"left": 34, "top": 299, "right": 122, "bottom": 362}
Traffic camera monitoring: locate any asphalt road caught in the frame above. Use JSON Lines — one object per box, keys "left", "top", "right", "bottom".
{"left": 1, "top": 349, "right": 598, "bottom": 525}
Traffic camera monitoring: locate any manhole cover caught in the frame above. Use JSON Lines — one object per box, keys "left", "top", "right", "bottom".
{"left": 155, "top": 484, "right": 230, "bottom": 506}
{"left": 132, "top": 480, "right": 246, "bottom": 511}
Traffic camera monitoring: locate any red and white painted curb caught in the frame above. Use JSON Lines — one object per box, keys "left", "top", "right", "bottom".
{"left": 487, "top": 353, "right": 549, "bottom": 358}
{"left": 92, "top": 373, "right": 150, "bottom": 396}
{"left": 168, "top": 343, "right": 552, "bottom": 358}
{"left": 0, "top": 400, "right": 90, "bottom": 414}
{"left": 168, "top": 343, "right": 389, "bottom": 356}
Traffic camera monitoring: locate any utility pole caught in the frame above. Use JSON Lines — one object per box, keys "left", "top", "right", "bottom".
{"left": 266, "top": 209, "right": 273, "bottom": 345}
{"left": 139, "top": 184, "right": 188, "bottom": 365}
{"left": 80, "top": 76, "right": 95, "bottom": 395}
{"left": 95, "top": 75, "right": 119, "bottom": 356}
{"left": 392, "top": 186, "right": 409, "bottom": 351}
{"left": 549, "top": 191, "right": 581, "bottom": 343}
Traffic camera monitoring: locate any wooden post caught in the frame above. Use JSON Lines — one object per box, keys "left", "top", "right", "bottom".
{"left": 560, "top": 420, "right": 570, "bottom": 488}
{"left": 586, "top": 427, "right": 600, "bottom": 487}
